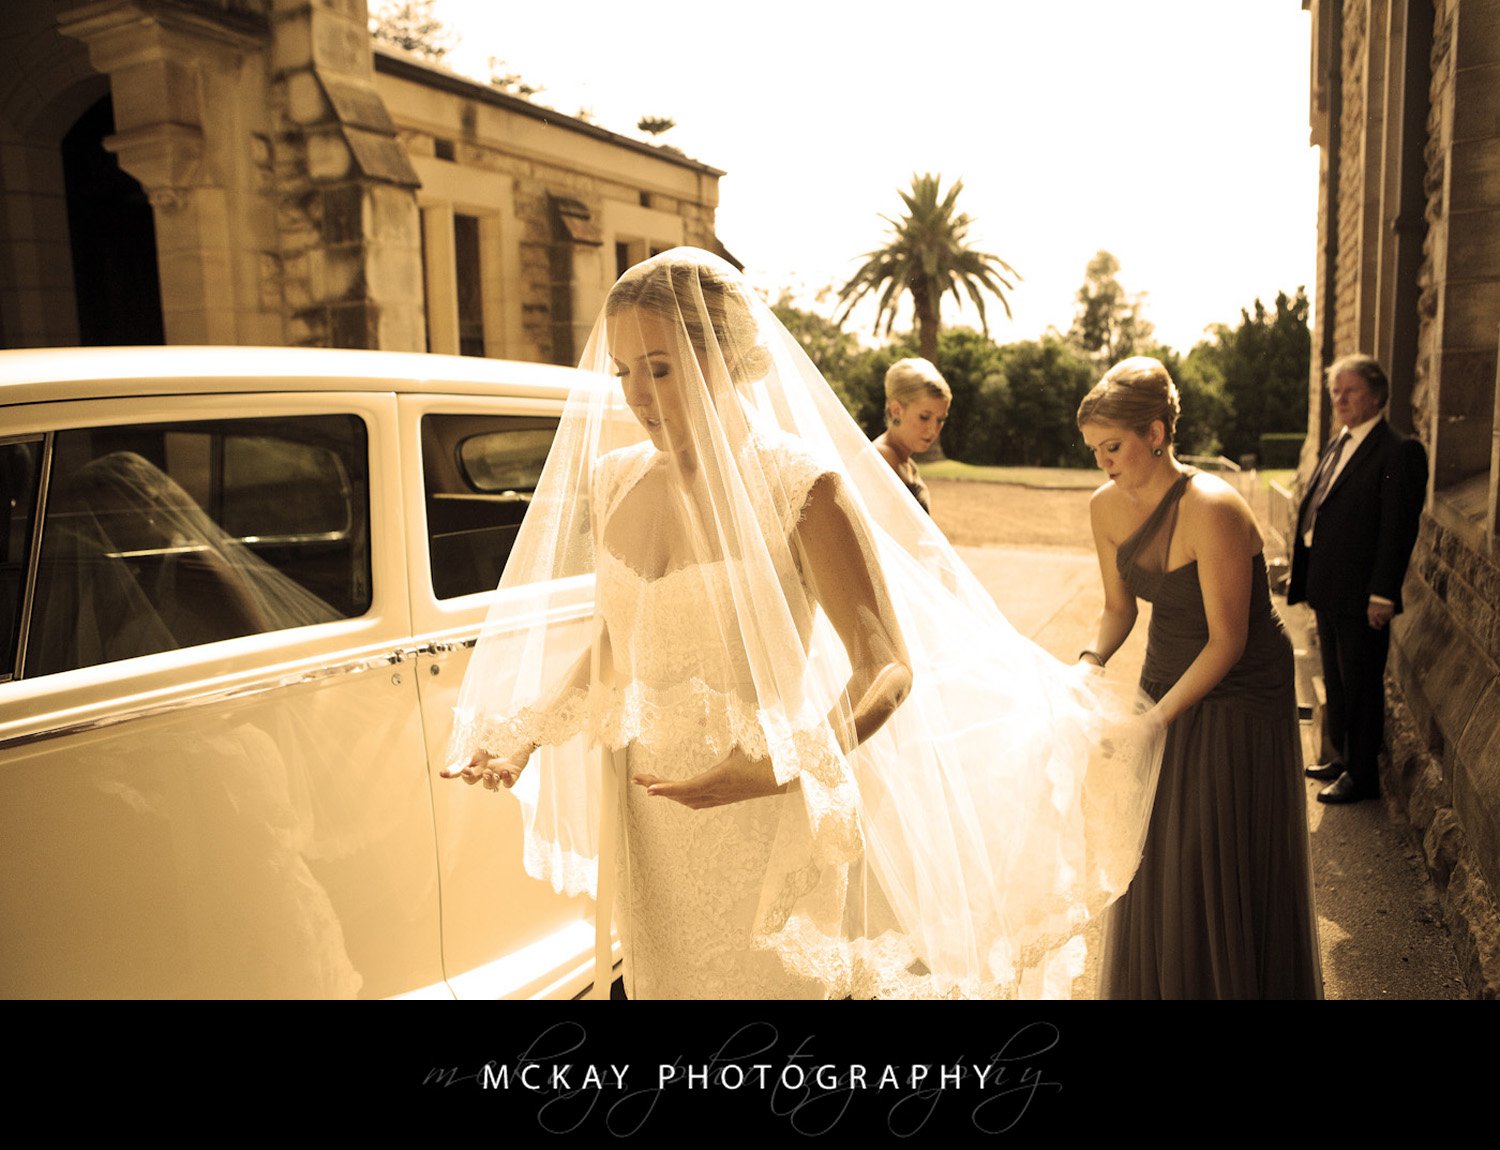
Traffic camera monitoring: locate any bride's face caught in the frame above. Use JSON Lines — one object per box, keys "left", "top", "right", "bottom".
{"left": 608, "top": 307, "right": 695, "bottom": 452}
{"left": 1081, "top": 419, "right": 1160, "bottom": 488}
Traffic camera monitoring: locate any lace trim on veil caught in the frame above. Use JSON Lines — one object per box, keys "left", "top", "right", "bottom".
{"left": 451, "top": 676, "right": 862, "bottom": 893}
{"left": 753, "top": 894, "right": 1112, "bottom": 1000}
{"left": 450, "top": 690, "right": 592, "bottom": 768}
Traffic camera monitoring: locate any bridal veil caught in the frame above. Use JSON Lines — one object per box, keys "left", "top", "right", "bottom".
{"left": 448, "top": 248, "right": 1163, "bottom": 998}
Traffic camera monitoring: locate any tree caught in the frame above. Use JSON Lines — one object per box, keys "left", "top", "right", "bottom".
{"left": 1149, "top": 343, "right": 1228, "bottom": 458}
{"left": 369, "top": 0, "right": 455, "bottom": 61}
{"left": 926, "top": 327, "right": 1005, "bottom": 462}
{"left": 637, "top": 116, "right": 677, "bottom": 137}
{"left": 1067, "top": 250, "right": 1154, "bottom": 364}
{"left": 968, "top": 338, "right": 1097, "bottom": 467}
{"left": 769, "top": 292, "right": 863, "bottom": 413}
{"left": 836, "top": 174, "right": 1019, "bottom": 364}
{"left": 1186, "top": 288, "right": 1311, "bottom": 460}
{"left": 488, "top": 57, "right": 542, "bottom": 99}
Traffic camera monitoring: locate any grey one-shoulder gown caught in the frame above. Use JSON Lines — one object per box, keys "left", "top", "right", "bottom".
{"left": 1102, "top": 470, "right": 1323, "bottom": 999}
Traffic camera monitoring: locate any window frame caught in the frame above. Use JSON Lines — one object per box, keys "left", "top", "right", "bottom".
{"left": 1, "top": 433, "right": 49, "bottom": 683}
{"left": 397, "top": 392, "right": 589, "bottom": 637}
{"left": 0, "top": 391, "right": 410, "bottom": 744}
{"left": 413, "top": 157, "right": 522, "bottom": 361}
{"left": 421, "top": 411, "right": 561, "bottom": 603}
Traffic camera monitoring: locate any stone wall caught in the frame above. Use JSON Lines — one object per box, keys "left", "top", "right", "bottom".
{"left": 1333, "top": 0, "right": 1370, "bottom": 353}
{"left": 376, "top": 52, "right": 721, "bottom": 365}
{"left": 1388, "top": 516, "right": 1500, "bottom": 993}
{"left": 267, "top": 0, "right": 424, "bottom": 350}
{"left": 4, "top": 1, "right": 721, "bottom": 359}
{"left": 1310, "top": 0, "right": 1500, "bottom": 998}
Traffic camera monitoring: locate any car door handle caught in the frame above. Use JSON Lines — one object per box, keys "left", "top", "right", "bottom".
{"left": 391, "top": 639, "right": 478, "bottom": 662}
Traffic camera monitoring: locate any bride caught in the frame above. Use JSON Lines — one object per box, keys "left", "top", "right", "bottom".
{"left": 444, "top": 249, "right": 1164, "bottom": 999}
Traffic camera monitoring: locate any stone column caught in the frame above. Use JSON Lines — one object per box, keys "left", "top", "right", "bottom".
{"left": 549, "top": 194, "right": 602, "bottom": 366}
{"left": 60, "top": 0, "right": 280, "bottom": 346}
{"left": 269, "top": 0, "right": 423, "bottom": 350}
{"left": 421, "top": 201, "right": 455, "bottom": 354}
{"left": 0, "top": 131, "right": 83, "bottom": 348}
{"left": 1419, "top": 0, "right": 1500, "bottom": 489}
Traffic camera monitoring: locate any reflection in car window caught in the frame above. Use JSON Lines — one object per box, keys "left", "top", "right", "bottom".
{"left": 458, "top": 428, "right": 555, "bottom": 493}
{"left": 23, "top": 415, "right": 369, "bottom": 678}
{"left": 0, "top": 439, "right": 42, "bottom": 680}
{"left": 422, "top": 414, "right": 558, "bottom": 599}
{"left": 222, "top": 434, "right": 353, "bottom": 540}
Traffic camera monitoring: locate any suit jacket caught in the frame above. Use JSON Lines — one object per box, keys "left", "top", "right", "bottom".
{"left": 1286, "top": 419, "right": 1428, "bottom": 615}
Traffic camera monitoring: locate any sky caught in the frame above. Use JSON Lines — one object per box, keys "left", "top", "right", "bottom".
{"left": 428, "top": 0, "right": 1320, "bottom": 354}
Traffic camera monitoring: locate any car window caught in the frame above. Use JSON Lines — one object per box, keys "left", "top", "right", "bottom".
{"left": 23, "top": 414, "right": 370, "bottom": 678}
{"left": 421, "top": 413, "right": 558, "bottom": 599}
{"left": 1, "top": 438, "right": 43, "bottom": 681}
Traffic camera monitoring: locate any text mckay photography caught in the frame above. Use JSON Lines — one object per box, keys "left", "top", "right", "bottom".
{"left": 419, "top": 1017, "right": 1066, "bottom": 1136}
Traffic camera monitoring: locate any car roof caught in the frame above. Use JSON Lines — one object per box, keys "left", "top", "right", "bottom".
{"left": 0, "top": 346, "right": 600, "bottom": 406}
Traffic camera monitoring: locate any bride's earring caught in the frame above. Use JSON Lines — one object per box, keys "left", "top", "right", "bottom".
{"left": 1153, "top": 446, "right": 1164, "bottom": 457}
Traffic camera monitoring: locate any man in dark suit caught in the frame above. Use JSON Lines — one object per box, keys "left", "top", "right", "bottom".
{"left": 1288, "top": 354, "right": 1428, "bottom": 803}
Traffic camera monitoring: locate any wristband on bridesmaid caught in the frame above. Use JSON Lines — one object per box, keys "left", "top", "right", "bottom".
{"left": 1078, "top": 649, "right": 1106, "bottom": 668}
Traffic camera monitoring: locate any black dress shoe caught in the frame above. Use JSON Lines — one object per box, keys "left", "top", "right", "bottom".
{"left": 1317, "top": 771, "right": 1379, "bottom": 804}
{"left": 1305, "top": 760, "right": 1345, "bottom": 782}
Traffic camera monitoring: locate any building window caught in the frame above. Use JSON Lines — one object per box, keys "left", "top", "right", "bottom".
{"left": 454, "top": 214, "right": 485, "bottom": 357}
{"left": 614, "top": 237, "right": 672, "bottom": 277}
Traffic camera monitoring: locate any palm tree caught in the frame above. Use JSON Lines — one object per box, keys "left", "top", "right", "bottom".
{"left": 836, "top": 174, "right": 1019, "bottom": 364}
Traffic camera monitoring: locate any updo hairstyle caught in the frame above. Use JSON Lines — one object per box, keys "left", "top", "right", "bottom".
{"left": 1076, "top": 356, "right": 1180, "bottom": 445}
{"left": 604, "top": 249, "right": 770, "bottom": 385}
{"left": 884, "top": 358, "right": 951, "bottom": 426}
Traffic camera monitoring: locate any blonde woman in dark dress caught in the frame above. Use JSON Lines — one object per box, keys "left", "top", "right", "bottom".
{"left": 873, "top": 358, "right": 950, "bottom": 514}
{"left": 1077, "top": 357, "right": 1322, "bottom": 999}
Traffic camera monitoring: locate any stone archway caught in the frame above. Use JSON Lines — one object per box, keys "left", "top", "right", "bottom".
{"left": 0, "top": 0, "right": 109, "bottom": 348}
{"left": 62, "top": 94, "right": 165, "bottom": 345}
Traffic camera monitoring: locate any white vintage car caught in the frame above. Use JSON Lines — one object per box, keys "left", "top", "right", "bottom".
{"left": 0, "top": 346, "right": 604, "bottom": 998}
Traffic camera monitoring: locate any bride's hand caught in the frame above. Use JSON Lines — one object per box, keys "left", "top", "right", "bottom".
{"left": 441, "top": 745, "right": 534, "bottom": 791}
{"left": 634, "top": 748, "right": 786, "bottom": 810}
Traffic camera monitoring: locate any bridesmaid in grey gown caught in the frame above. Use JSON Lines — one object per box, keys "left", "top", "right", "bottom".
{"left": 1077, "top": 358, "right": 1321, "bottom": 999}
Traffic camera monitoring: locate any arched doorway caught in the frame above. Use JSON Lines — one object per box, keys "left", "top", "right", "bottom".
{"left": 61, "top": 95, "right": 165, "bottom": 346}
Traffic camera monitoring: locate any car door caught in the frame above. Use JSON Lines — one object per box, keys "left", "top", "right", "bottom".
{"left": 398, "top": 391, "right": 603, "bottom": 999}
{"left": 0, "top": 391, "right": 444, "bottom": 998}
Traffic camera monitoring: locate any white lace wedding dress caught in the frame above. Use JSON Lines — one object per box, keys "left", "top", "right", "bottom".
{"left": 595, "top": 436, "right": 833, "bottom": 999}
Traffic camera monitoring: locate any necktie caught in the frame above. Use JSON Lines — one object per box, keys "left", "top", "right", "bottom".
{"left": 1300, "top": 430, "right": 1348, "bottom": 541}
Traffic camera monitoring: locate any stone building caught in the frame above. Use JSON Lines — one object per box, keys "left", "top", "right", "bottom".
{"left": 1303, "top": 0, "right": 1499, "bottom": 995}
{"left": 0, "top": 0, "right": 726, "bottom": 361}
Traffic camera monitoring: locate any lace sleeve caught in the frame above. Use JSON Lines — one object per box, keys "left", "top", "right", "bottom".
{"left": 593, "top": 442, "right": 657, "bottom": 529}
{"left": 448, "top": 688, "right": 591, "bottom": 771}
{"left": 746, "top": 429, "right": 835, "bottom": 535}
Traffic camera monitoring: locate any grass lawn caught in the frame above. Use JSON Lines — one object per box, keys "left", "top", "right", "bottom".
{"left": 1261, "top": 468, "right": 1296, "bottom": 491}
{"left": 922, "top": 461, "right": 1301, "bottom": 551}
{"left": 920, "top": 459, "right": 1100, "bottom": 489}
{"left": 923, "top": 458, "right": 1300, "bottom": 493}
